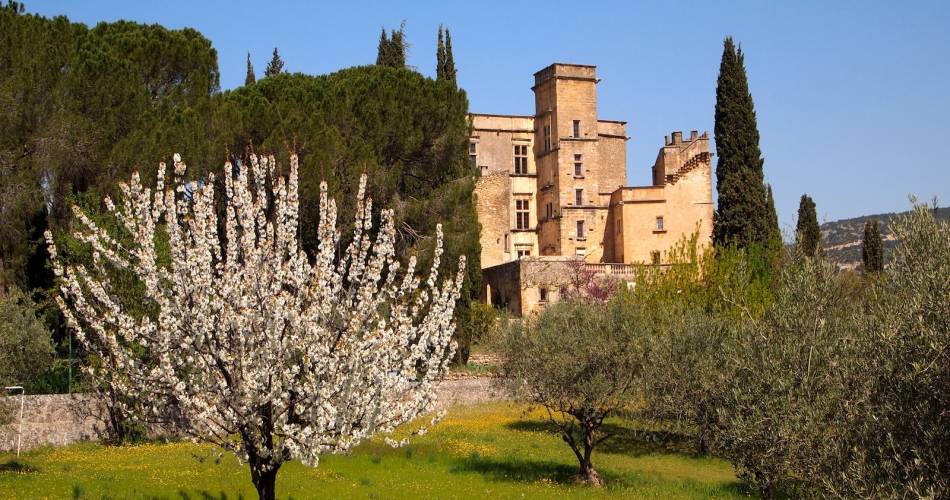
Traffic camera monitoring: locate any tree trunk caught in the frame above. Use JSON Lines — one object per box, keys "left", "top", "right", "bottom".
{"left": 249, "top": 459, "right": 279, "bottom": 500}
{"left": 578, "top": 426, "right": 604, "bottom": 487}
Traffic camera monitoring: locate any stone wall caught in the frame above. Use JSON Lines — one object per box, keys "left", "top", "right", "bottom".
{"left": 0, "top": 379, "right": 507, "bottom": 451}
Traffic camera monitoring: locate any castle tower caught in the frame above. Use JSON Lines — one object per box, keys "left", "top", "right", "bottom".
{"left": 532, "top": 64, "right": 627, "bottom": 261}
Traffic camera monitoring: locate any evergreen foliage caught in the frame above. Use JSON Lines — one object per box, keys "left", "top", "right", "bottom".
{"left": 765, "top": 183, "right": 780, "bottom": 242}
{"left": 443, "top": 28, "right": 456, "bottom": 83}
{"left": 375, "top": 23, "right": 406, "bottom": 68}
{"left": 244, "top": 51, "right": 255, "bottom": 85}
{"left": 795, "top": 194, "right": 820, "bottom": 257}
{"left": 436, "top": 26, "right": 445, "bottom": 79}
{"left": 713, "top": 37, "right": 774, "bottom": 248}
{"left": 862, "top": 219, "right": 883, "bottom": 272}
{"left": 264, "top": 47, "right": 284, "bottom": 77}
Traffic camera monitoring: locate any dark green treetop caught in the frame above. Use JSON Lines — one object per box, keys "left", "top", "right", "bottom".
{"left": 713, "top": 37, "right": 775, "bottom": 248}
{"left": 245, "top": 51, "right": 255, "bottom": 85}
{"left": 376, "top": 23, "right": 406, "bottom": 68}
{"left": 795, "top": 194, "right": 821, "bottom": 257}
{"left": 862, "top": 219, "right": 884, "bottom": 272}
{"left": 442, "top": 28, "right": 456, "bottom": 83}
{"left": 264, "top": 47, "right": 284, "bottom": 77}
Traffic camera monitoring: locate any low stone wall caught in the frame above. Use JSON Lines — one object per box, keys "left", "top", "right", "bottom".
{"left": 0, "top": 378, "right": 506, "bottom": 452}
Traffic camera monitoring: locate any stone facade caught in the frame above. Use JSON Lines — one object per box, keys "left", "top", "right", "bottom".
{"left": 473, "top": 63, "right": 713, "bottom": 315}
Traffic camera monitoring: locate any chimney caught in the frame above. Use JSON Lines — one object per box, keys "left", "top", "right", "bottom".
{"left": 664, "top": 135, "right": 670, "bottom": 146}
{"left": 690, "top": 130, "right": 698, "bottom": 141}
{"left": 671, "top": 131, "right": 682, "bottom": 145}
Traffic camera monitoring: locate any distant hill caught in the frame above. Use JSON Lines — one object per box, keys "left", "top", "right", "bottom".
{"left": 819, "top": 206, "right": 950, "bottom": 269}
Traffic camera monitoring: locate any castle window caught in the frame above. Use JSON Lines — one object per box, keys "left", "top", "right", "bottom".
{"left": 575, "top": 247, "right": 586, "bottom": 257}
{"left": 575, "top": 188, "right": 583, "bottom": 206}
{"left": 469, "top": 142, "right": 477, "bottom": 168}
{"left": 539, "top": 287, "right": 548, "bottom": 302}
{"left": 515, "top": 199, "right": 530, "bottom": 230}
{"left": 513, "top": 144, "right": 528, "bottom": 174}
{"left": 576, "top": 220, "right": 585, "bottom": 239}
{"left": 517, "top": 247, "right": 531, "bottom": 259}
{"left": 573, "top": 120, "right": 581, "bottom": 138}
{"left": 543, "top": 125, "right": 551, "bottom": 152}
{"left": 655, "top": 216, "right": 665, "bottom": 231}
{"left": 546, "top": 202, "right": 553, "bottom": 220}
{"left": 574, "top": 154, "right": 583, "bottom": 177}
{"left": 651, "top": 250, "right": 661, "bottom": 265}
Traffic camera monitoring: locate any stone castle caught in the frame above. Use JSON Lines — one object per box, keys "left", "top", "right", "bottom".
{"left": 472, "top": 63, "right": 713, "bottom": 315}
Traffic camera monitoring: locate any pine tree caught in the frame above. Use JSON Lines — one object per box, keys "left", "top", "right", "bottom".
{"left": 765, "top": 183, "right": 780, "bottom": 243}
{"left": 245, "top": 52, "right": 256, "bottom": 85}
{"left": 713, "top": 37, "right": 772, "bottom": 248}
{"left": 862, "top": 219, "right": 884, "bottom": 272}
{"left": 264, "top": 48, "right": 284, "bottom": 77}
{"left": 443, "top": 29, "right": 457, "bottom": 83}
{"left": 795, "top": 194, "right": 820, "bottom": 257}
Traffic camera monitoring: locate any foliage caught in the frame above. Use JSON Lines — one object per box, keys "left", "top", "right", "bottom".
{"left": 795, "top": 194, "right": 820, "bottom": 257}
{"left": 264, "top": 47, "right": 284, "bottom": 77}
{"left": 437, "top": 26, "right": 457, "bottom": 83}
{"left": 500, "top": 297, "right": 649, "bottom": 485}
{"left": 712, "top": 37, "right": 775, "bottom": 248}
{"left": 47, "top": 154, "right": 466, "bottom": 499}
{"left": 454, "top": 301, "right": 499, "bottom": 365}
{"left": 0, "top": 403, "right": 746, "bottom": 499}
{"left": 0, "top": 286, "right": 54, "bottom": 396}
{"left": 245, "top": 51, "right": 255, "bottom": 85}
{"left": 711, "top": 204, "right": 949, "bottom": 497}
{"left": 376, "top": 23, "right": 406, "bottom": 69}
{"left": 765, "top": 184, "right": 780, "bottom": 242}
{"left": 861, "top": 218, "right": 883, "bottom": 272}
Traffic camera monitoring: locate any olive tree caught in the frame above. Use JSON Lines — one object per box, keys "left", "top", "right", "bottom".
{"left": 499, "top": 294, "right": 647, "bottom": 486}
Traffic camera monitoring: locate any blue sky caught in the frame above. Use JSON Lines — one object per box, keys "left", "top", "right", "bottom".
{"left": 25, "top": 0, "right": 950, "bottom": 233}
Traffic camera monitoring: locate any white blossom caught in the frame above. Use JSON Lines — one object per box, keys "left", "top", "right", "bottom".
{"left": 46, "top": 154, "right": 465, "bottom": 491}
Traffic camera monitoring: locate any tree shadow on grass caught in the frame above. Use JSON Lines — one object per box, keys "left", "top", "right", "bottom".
{"left": 451, "top": 454, "right": 630, "bottom": 487}
{"left": 177, "top": 492, "right": 245, "bottom": 500}
{"left": 0, "top": 459, "right": 38, "bottom": 473}
{"left": 506, "top": 420, "right": 698, "bottom": 456}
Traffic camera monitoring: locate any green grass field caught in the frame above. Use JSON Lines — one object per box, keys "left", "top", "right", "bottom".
{"left": 0, "top": 402, "right": 748, "bottom": 499}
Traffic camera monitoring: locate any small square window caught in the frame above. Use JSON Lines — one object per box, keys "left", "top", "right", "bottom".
{"left": 575, "top": 247, "right": 586, "bottom": 257}
{"left": 573, "top": 154, "right": 583, "bottom": 177}
{"left": 575, "top": 189, "right": 583, "bottom": 206}
{"left": 656, "top": 216, "right": 665, "bottom": 231}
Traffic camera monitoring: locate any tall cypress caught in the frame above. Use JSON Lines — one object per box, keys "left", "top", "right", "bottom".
{"left": 795, "top": 194, "right": 820, "bottom": 257}
{"left": 245, "top": 52, "right": 256, "bottom": 85}
{"left": 264, "top": 48, "right": 284, "bottom": 77}
{"left": 376, "top": 28, "right": 390, "bottom": 66}
{"left": 443, "top": 29, "right": 457, "bottom": 83}
{"left": 765, "top": 183, "right": 780, "bottom": 243}
{"left": 376, "top": 23, "right": 406, "bottom": 68}
{"left": 862, "top": 219, "right": 884, "bottom": 272}
{"left": 713, "top": 37, "right": 772, "bottom": 248}
{"left": 436, "top": 26, "right": 446, "bottom": 79}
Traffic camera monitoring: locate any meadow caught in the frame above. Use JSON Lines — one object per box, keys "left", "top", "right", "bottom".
{"left": 0, "top": 402, "right": 746, "bottom": 499}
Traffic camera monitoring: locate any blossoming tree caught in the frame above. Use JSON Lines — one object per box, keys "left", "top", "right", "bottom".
{"left": 46, "top": 154, "right": 465, "bottom": 499}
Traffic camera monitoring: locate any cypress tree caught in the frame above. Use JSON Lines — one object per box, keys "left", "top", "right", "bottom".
{"left": 795, "top": 194, "right": 820, "bottom": 257}
{"left": 436, "top": 26, "right": 445, "bottom": 79}
{"left": 713, "top": 37, "right": 772, "bottom": 248}
{"left": 245, "top": 52, "right": 256, "bottom": 85}
{"left": 862, "top": 219, "right": 884, "bottom": 272}
{"left": 766, "top": 183, "right": 780, "bottom": 243}
{"left": 376, "top": 28, "right": 390, "bottom": 66}
{"left": 443, "top": 29, "right": 457, "bottom": 83}
{"left": 376, "top": 23, "right": 406, "bottom": 68}
{"left": 264, "top": 47, "right": 284, "bottom": 77}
